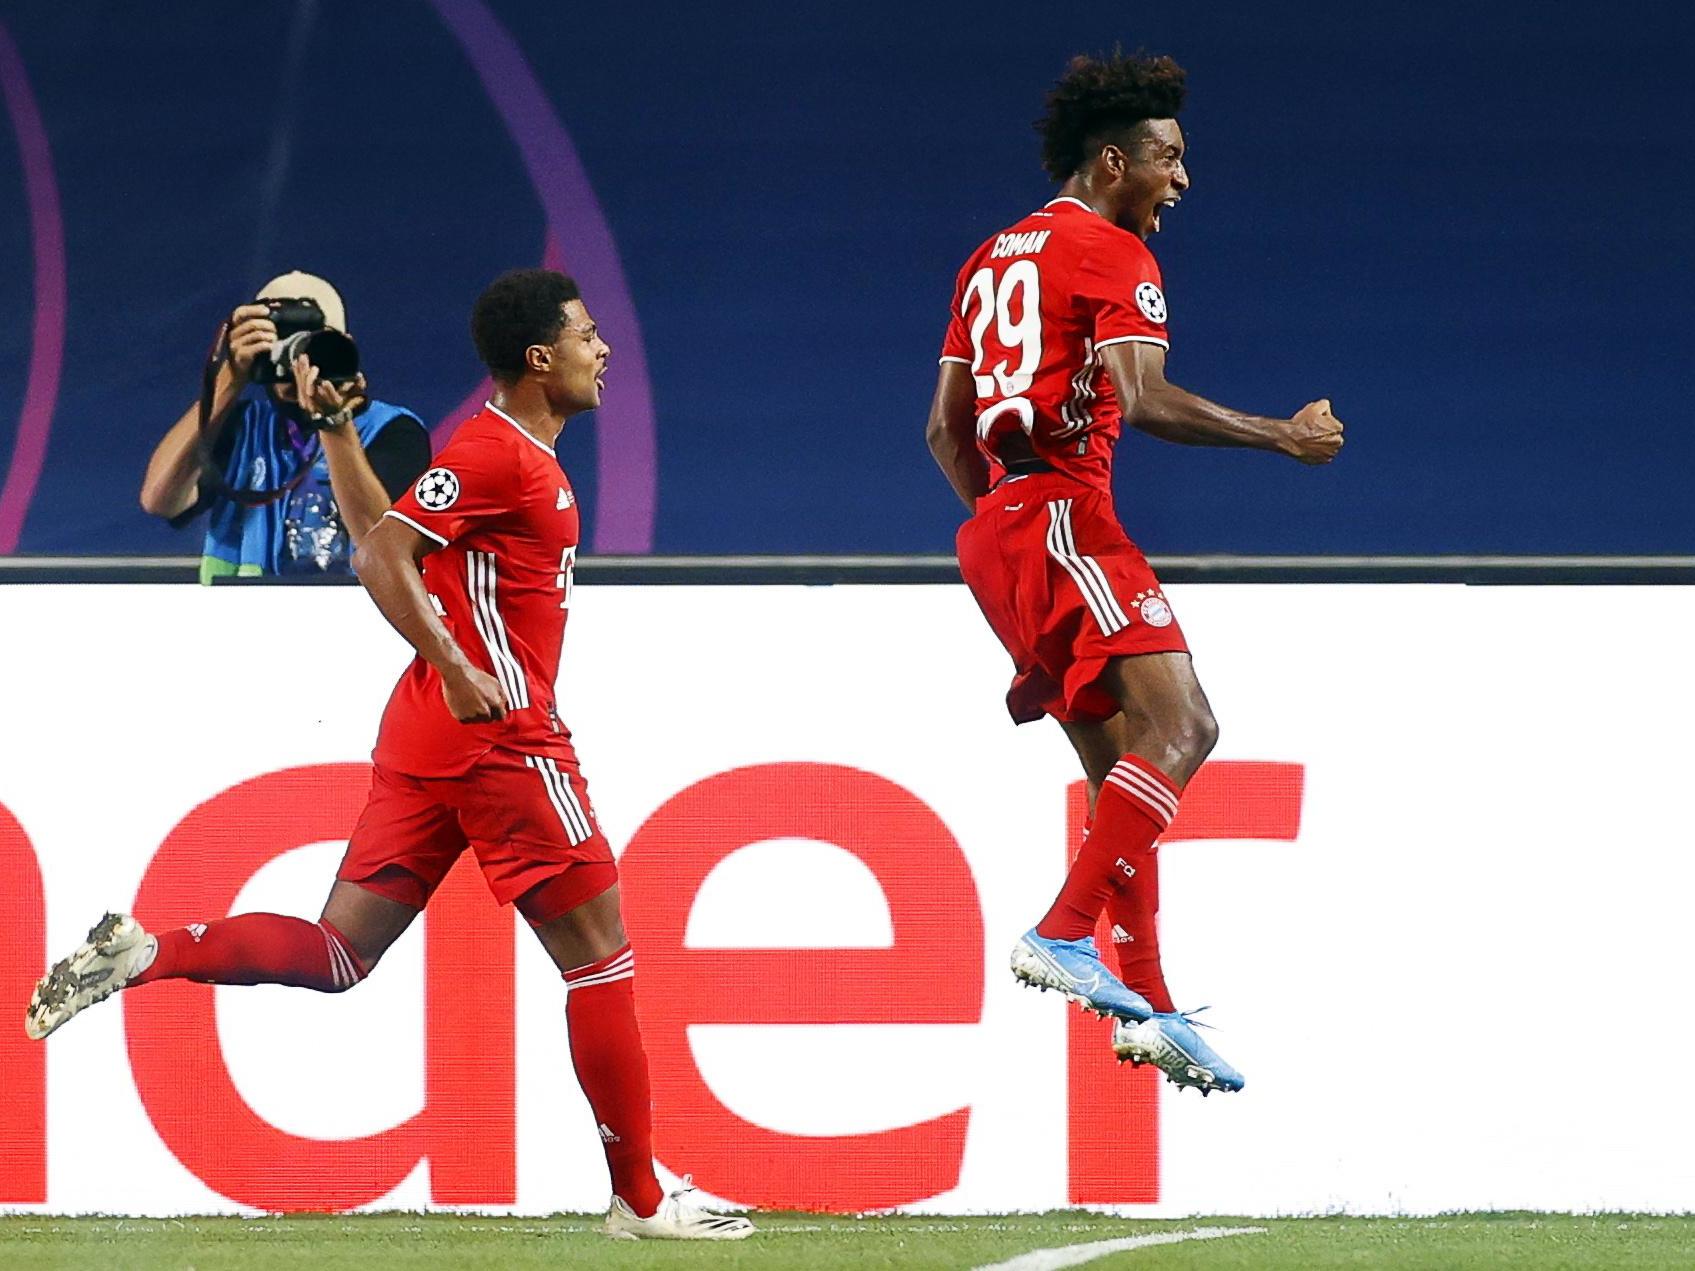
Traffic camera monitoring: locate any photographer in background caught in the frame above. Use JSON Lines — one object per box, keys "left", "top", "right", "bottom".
{"left": 141, "top": 271, "right": 432, "bottom": 582}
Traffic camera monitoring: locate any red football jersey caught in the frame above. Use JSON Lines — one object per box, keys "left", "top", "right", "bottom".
{"left": 373, "top": 403, "right": 580, "bottom": 777}
{"left": 940, "top": 196, "right": 1169, "bottom": 491}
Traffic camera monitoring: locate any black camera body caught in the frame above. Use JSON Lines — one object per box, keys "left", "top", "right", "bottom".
{"left": 249, "top": 296, "right": 360, "bottom": 385}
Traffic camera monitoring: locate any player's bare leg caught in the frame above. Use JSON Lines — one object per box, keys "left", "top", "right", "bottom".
{"left": 531, "top": 881, "right": 752, "bottom": 1241}
{"left": 1050, "top": 652, "right": 1244, "bottom": 1094}
{"left": 26, "top": 882, "right": 416, "bottom": 1040}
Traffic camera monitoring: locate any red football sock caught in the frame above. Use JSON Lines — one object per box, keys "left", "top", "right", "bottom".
{"left": 1037, "top": 753, "right": 1181, "bottom": 952}
{"left": 1101, "top": 840, "right": 1176, "bottom": 1015}
{"left": 564, "top": 945, "right": 664, "bottom": 1218}
{"left": 128, "top": 914, "right": 366, "bottom": 992}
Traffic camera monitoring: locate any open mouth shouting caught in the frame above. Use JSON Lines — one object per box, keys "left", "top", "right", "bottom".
{"left": 1151, "top": 195, "right": 1180, "bottom": 234}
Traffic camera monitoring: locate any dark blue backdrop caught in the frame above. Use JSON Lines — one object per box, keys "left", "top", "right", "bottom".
{"left": 1, "top": 0, "right": 1689, "bottom": 556}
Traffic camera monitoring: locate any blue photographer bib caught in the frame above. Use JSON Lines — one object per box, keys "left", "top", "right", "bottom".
{"left": 200, "top": 389, "right": 416, "bottom": 583}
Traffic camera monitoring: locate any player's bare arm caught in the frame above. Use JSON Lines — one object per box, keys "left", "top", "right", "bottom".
{"left": 1104, "top": 341, "right": 1344, "bottom": 464}
{"left": 925, "top": 361, "right": 991, "bottom": 509}
{"left": 139, "top": 302, "right": 276, "bottom": 517}
{"left": 291, "top": 355, "right": 392, "bottom": 545}
{"left": 353, "top": 516, "right": 507, "bottom": 723}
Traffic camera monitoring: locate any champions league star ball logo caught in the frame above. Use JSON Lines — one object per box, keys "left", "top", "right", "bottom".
{"left": 1135, "top": 282, "right": 1167, "bottom": 324}
{"left": 415, "top": 467, "right": 460, "bottom": 511}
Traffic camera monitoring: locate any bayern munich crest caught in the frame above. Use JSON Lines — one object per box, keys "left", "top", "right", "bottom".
{"left": 1135, "top": 282, "right": 1167, "bottom": 324}
{"left": 414, "top": 467, "right": 460, "bottom": 511}
{"left": 1137, "top": 592, "right": 1174, "bottom": 627}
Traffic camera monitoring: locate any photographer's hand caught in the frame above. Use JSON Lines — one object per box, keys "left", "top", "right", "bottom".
{"left": 226, "top": 303, "right": 278, "bottom": 377}
{"left": 291, "top": 356, "right": 368, "bottom": 427}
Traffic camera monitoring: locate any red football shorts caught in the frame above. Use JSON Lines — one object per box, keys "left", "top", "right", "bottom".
{"left": 338, "top": 746, "right": 616, "bottom": 925}
{"left": 956, "top": 472, "right": 1189, "bottom": 725}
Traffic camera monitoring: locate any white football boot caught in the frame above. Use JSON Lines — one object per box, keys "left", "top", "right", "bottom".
{"left": 1112, "top": 1011, "right": 1245, "bottom": 1095}
{"left": 25, "top": 913, "right": 157, "bottom": 1040}
{"left": 604, "top": 1175, "right": 754, "bottom": 1241}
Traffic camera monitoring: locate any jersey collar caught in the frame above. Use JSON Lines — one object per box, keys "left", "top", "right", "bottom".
{"left": 484, "top": 401, "right": 558, "bottom": 456}
{"left": 1043, "top": 196, "right": 1099, "bottom": 216}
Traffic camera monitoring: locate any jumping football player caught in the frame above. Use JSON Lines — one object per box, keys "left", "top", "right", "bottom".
{"left": 927, "top": 54, "right": 1344, "bottom": 1093}
{"left": 28, "top": 269, "right": 753, "bottom": 1240}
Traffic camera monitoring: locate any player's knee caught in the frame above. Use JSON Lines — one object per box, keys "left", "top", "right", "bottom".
{"left": 1182, "top": 703, "right": 1220, "bottom": 764}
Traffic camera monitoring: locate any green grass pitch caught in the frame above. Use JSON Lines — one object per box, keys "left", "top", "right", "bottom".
{"left": 2, "top": 1212, "right": 1692, "bottom": 1269}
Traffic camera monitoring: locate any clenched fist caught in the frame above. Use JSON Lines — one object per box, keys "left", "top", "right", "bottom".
{"left": 1282, "top": 399, "right": 1345, "bottom": 465}
{"left": 442, "top": 664, "right": 509, "bottom": 724}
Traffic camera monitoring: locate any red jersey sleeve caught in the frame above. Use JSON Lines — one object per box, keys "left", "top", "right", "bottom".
{"left": 1076, "top": 232, "right": 1170, "bottom": 350}
{"left": 939, "top": 262, "right": 973, "bottom": 365}
{"left": 385, "top": 430, "right": 517, "bottom": 548}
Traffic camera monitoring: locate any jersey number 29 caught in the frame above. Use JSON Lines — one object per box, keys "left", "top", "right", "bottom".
{"left": 962, "top": 261, "right": 1043, "bottom": 397}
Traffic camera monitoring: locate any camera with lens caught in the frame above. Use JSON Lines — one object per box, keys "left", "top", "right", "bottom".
{"left": 248, "top": 296, "right": 360, "bottom": 386}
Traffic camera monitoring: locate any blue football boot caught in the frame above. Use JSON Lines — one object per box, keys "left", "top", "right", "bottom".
{"left": 1112, "top": 1010, "right": 1245, "bottom": 1095}
{"left": 1009, "top": 929, "right": 1154, "bottom": 1022}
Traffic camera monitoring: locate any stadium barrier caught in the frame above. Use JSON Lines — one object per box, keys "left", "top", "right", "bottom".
{"left": 0, "top": 580, "right": 1690, "bottom": 1216}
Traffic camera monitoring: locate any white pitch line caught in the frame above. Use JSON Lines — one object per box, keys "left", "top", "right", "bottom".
{"left": 971, "top": 1225, "right": 1269, "bottom": 1271}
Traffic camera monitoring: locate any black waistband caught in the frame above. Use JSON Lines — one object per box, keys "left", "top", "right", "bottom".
{"left": 1001, "top": 458, "right": 1056, "bottom": 476}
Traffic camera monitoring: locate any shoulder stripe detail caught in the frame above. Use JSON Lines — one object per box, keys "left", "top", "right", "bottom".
{"left": 526, "top": 754, "right": 593, "bottom": 846}
{"left": 1094, "top": 334, "right": 1170, "bottom": 351}
{"left": 467, "top": 551, "right": 530, "bottom": 710}
{"left": 383, "top": 509, "right": 449, "bottom": 547}
{"left": 484, "top": 401, "right": 559, "bottom": 457}
{"left": 1045, "top": 499, "right": 1130, "bottom": 635}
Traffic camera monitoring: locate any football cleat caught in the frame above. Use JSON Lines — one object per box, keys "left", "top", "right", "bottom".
{"left": 25, "top": 913, "right": 157, "bottom": 1041}
{"left": 1010, "top": 929, "right": 1153, "bottom": 1022}
{"left": 1112, "top": 1011, "right": 1245, "bottom": 1094}
{"left": 604, "top": 1175, "right": 754, "bottom": 1241}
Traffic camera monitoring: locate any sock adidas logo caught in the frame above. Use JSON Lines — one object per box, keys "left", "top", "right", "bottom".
{"left": 1111, "top": 924, "right": 1133, "bottom": 944}
{"left": 598, "top": 1122, "right": 620, "bottom": 1144}
{"left": 186, "top": 923, "right": 208, "bottom": 942}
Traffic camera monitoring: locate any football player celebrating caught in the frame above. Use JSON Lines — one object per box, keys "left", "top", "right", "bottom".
{"left": 29, "top": 270, "right": 753, "bottom": 1240}
{"left": 927, "top": 53, "right": 1343, "bottom": 1093}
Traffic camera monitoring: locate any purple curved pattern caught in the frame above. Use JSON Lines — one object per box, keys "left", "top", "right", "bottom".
{"left": 430, "top": 0, "right": 657, "bottom": 552}
{"left": 0, "top": 21, "right": 67, "bottom": 554}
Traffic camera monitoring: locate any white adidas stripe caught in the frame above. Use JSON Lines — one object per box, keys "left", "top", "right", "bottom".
{"left": 526, "top": 755, "right": 592, "bottom": 845}
{"left": 1046, "top": 500, "right": 1129, "bottom": 635}
{"left": 320, "top": 925, "right": 360, "bottom": 989}
{"left": 568, "top": 969, "right": 634, "bottom": 990}
{"left": 1056, "top": 500, "right": 1129, "bottom": 631}
{"left": 1045, "top": 502, "right": 1114, "bottom": 633}
{"left": 1058, "top": 338, "right": 1098, "bottom": 437}
{"left": 467, "top": 552, "right": 529, "bottom": 710}
{"left": 1104, "top": 773, "right": 1176, "bottom": 826}
{"left": 567, "top": 950, "right": 636, "bottom": 991}
{"left": 1108, "top": 762, "right": 1180, "bottom": 821}
{"left": 542, "top": 757, "right": 593, "bottom": 844}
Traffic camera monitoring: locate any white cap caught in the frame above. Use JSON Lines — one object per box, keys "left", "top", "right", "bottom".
{"left": 256, "top": 270, "right": 346, "bottom": 332}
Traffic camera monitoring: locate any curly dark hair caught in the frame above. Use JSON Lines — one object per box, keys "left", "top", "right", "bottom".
{"left": 1036, "top": 52, "right": 1187, "bottom": 182}
{"left": 471, "top": 268, "right": 582, "bottom": 378}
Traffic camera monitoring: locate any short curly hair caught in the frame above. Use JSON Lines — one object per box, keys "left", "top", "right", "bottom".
{"left": 471, "top": 268, "right": 582, "bottom": 378}
{"left": 1036, "top": 52, "right": 1187, "bottom": 182}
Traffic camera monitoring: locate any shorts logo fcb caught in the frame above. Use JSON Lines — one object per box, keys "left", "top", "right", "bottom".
{"left": 1136, "top": 592, "right": 1174, "bottom": 627}
{"left": 415, "top": 467, "right": 460, "bottom": 511}
{"left": 1135, "top": 282, "right": 1167, "bottom": 324}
